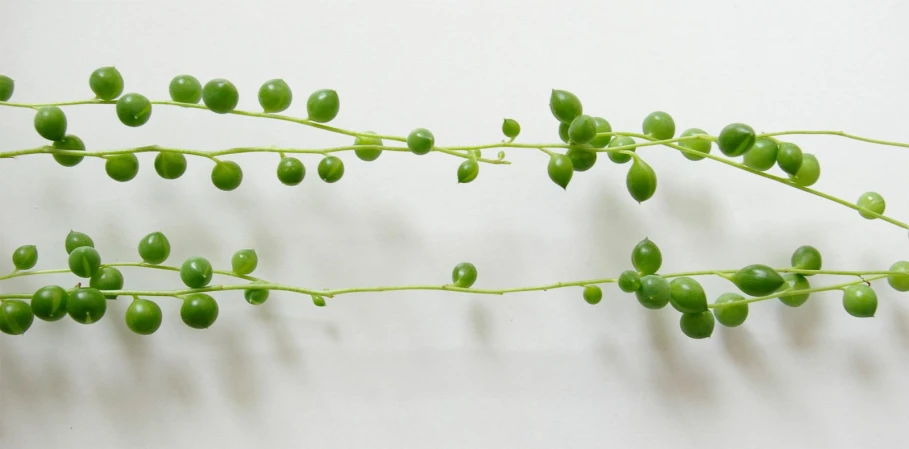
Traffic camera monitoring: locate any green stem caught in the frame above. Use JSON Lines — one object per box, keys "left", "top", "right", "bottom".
{"left": 709, "top": 275, "right": 888, "bottom": 309}
{"left": 758, "top": 130, "right": 909, "bottom": 150}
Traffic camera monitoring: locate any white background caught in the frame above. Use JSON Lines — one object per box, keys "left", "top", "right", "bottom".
{"left": 2, "top": 0, "right": 909, "bottom": 448}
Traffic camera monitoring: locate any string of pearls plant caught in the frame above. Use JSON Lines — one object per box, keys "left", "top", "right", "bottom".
{"left": 0, "top": 68, "right": 906, "bottom": 339}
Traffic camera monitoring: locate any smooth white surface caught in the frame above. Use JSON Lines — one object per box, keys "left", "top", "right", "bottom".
{"left": 2, "top": 0, "right": 909, "bottom": 447}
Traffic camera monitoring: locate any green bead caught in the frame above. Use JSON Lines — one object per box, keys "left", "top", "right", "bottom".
{"left": 0, "top": 75, "right": 13, "bottom": 101}
{"left": 276, "top": 157, "right": 305, "bottom": 186}
{"left": 791, "top": 245, "right": 822, "bottom": 275}
{"left": 887, "top": 261, "right": 909, "bottom": 292}
{"left": 743, "top": 138, "right": 779, "bottom": 171}
{"left": 52, "top": 135, "right": 86, "bottom": 167}
{"left": 180, "top": 257, "right": 213, "bottom": 288}
{"left": 458, "top": 159, "right": 479, "bottom": 183}
{"left": 502, "top": 118, "right": 521, "bottom": 139}
{"left": 354, "top": 132, "right": 384, "bottom": 161}
{"left": 0, "top": 300, "right": 34, "bottom": 335}
{"left": 68, "top": 246, "right": 101, "bottom": 278}
{"left": 856, "top": 192, "right": 886, "bottom": 219}
{"left": 631, "top": 238, "right": 662, "bottom": 275}
{"left": 618, "top": 270, "right": 642, "bottom": 292}
{"left": 231, "top": 249, "right": 258, "bottom": 275}
{"left": 588, "top": 117, "right": 613, "bottom": 148}
{"left": 635, "top": 275, "right": 671, "bottom": 309}
{"left": 89, "top": 66, "right": 124, "bottom": 100}
{"left": 547, "top": 153, "right": 573, "bottom": 189}
{"left": 169, "top": 75, "right": 202, "bottom": 104}
{"left": 31, "top": 285, "right": 68, "bottom": 322}
{"left": 138, "top": 231, "right": 170, "bottom": 265}
{"left": 583, "top": 285, "right": 603, "bottom": 305}
{"left": 678, "top": 128, "right": 712, "bottom": 161}
{"left": 202, "top": 79, "right": 239, "bottom": 114}
{"left": 669, "top": 277, "right": 708, "bottom": 313}
{"left": 318, "top": 156, "right": 344, "bottom": 183}
{"left": 641, "top": 111, "right": 675, "bottom": 140}
{"left": 626, "top": 157, "right": 657, "bottom": 202}
{"left": 181, "top": 294, "right": 219, "bottom": 329}
{"left": 679, "top": 311, "right": 715, "bottom": 339}
{"left": 12, "top": 245, "right": 38, "bottom": 270}
{"left": 67, "top": 288, "right": 106, "bottom": 325}
{"left": 105, "top": 153, "right": 139, "bottom": 182}
{"left": 776, "top": 142, "right": 803, "bottom": 175}
{"left": 65, "top": 230, "right": 94, "bottom": 254}
{"left": 90, "top": 266, "right": 124, "bottom": 299}
{"left": 713, "top": 293, "right": 748, "bottom": 327}
{"left": 154, "top": 152, "right": 187, "bottom": 179}
{"left": 607, "top": 136, "right": 635, "bottom": 164}
{"left": 452, "top": 262, "right": 478, "bottom": 288}
{"left": 34, "top": 106, "right": 67, "bottom": 141}
{"left": 126, "top": 298, "right": 163, "bottom": 335}
{"left": 716, "top": 123, "right": 755, "bottom": 157}
{"left": 566, "top": 147, "right": 597, "bottom": 172}
{"left": 789, "top": 153, "right": 820, "bottom": 187}
{"left": 549, "top": 89, "right": 582, "bottom": 124}
{"left": 778, "top": 273, "right": 810, "bottom": 307}
{"left": 558, "top": 123, "right": 570, "bottom": 143}
{"left": 568, "top": 115, "right": 597, "bottom": 144}
{"left": 211, "top": 160, "right": 243, "bottom": 191}
{"left": 407, "top": 128, "right": 435, "bottom": 155}
{"left": 306, "top": 89, "right": 340, "bottom": 123}
{"left": 258, "top": 78, "right": 293, "bottom": 113}
{"left": 842, "top": 285, "right": 877, "bottom": 318}
{"left": 245, "top": 284, "right": 269, "bottom": 305}
{"left": 116, "top": 93, "right": 152, "bottom": 127}
{"left": 312, "top": 295, "right": 327, "bottom": 307}
{"left": 732, "top": 264, "right": 784, "bottom": 296}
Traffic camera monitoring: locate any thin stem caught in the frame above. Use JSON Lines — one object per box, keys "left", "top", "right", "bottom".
{"left": 758, "top": 130, "right": 909, "bottom": 150}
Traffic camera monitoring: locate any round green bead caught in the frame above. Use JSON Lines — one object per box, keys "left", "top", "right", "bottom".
{"left": 717, "top": 123, "right": 755, "bottom": 157}
{"left": 452, "top": 262, "right": 478, "bottom": 288}
{"left": 583, "top": 285, "right": 603, "bottom": 305}
{"left": 547, "top": 153, "right": 573, "bottom": 189}
{"left": 635, "top": 275, "right": 671, "bottom": 309}
{"left": 776, "top": 142, "right": 803, "bottom": 175}
{"left": 626, "top": 158, "right": 657, "bottom": 202}
{"left": 89, "top": 266, "right": 124, "bottom": 299}
{"left": 856, "top": 192, "right": 885, "bottom": 219}
{"left": 631, "top": 238, "right": 662, "bottom": 275}
{"left": 502, "top": 118, "right": 521, "bottom": 139}
{"left": 154, "top": 152, "right": 187, "bottom": 179}
{"left": 743, "top": 138, "right": 778, "bottom": 171}
{"left": 567, "top": 115, "right": 597, "bottom": 144}
{"left": 842, "top": 285, "right": 877, "bottom": 318}
{"left": 202, "top": 79, "right": 239, "bottom": 114}
{"left": 669, "top": 277, "right": 708, "bottom": 313}
{"left": 678, "top": 128, "right": 712, "bottom": 161}
{"left": 458, "top": 159, "right": 479, "bottom": 183}
{"left": 31, "top": 285, "right": 68, "bottom": 322}
{"left": 138, "top": 231, "right": 171, "bottom": 265}
{"left": 713, "top": 293, "right": 748, "bottom": 327}
{"left": 258, "top": 79, "right": 293, "bottom": 113}
{"left": 245, "top": 284, "right": 270, "bottom": 306}
{"left": 558, "top": 123, "right": 570, "bottom": 143}
{"left": 887, "top": 261, "right": 909, "bottom": 292}
{"left": 34, "top": 106, "right": 67, "bottom": 141}
{"left": 65, "top": 230, "right": 94, "bottom": 254}
{"left": 641, "top": 111, "right": 675, "bottom": 140}
{"left": 89, "top": 66, "right": 124, "bottom": 100}
{"left": 105, "top": 154, "right": 139, "bottom": 182}
{"left": 277, "top": 157, "right": 305, "bottom": 186}
{"left": 306, "top": 89, "right": 340, "bottom": 123}
{"left": 732, "top": 264, "right": 784, "bottom": 296}
{"left": 67, "top": 288, "right": 106, "bottom": 325}
{"left": 126, "top": 298, "right": 163, "bottom": 335}
{"left": 180, "top": 257, "right": 213, "bottom": 288}
{"left": 789, "top": 153, "right": 820, "bottom": 187}
{"left": 318, "top": 156, "right": 344, "bottom": 183}
{"left": 211, "top": 160, "right": 243, "bottom": 191}
{"left": 679, "top": 311, "right": 715, "bottom": 339}
{"left": 618, "top": 270, "right": 642, "bottom": 292}
{"left": 588, "top": 117, "right": 613, "bottom": 148}
{"left": 0, "top": 300, "right": 34, "bottom": 335}
{"left": 181, "top": 294, "right": 219, "bottom": 329}
{"left": 0, "top": 75, "right": 13, "bottom": 101}
{"left": 778, "top": 273, "right": 810, "bottom": 307}
{"left": 52, "top": 135, "right": 86, "bottom": 167}
{"left": 354, "top": 132, "right": 384, "bottom": 161}
{"left": 12, "top": 245, "right": 38, "bottom": 270}
{"left": 407, "top": 128, "right": 435, "bottom": 155}
{"left": 169, "top": 75, "right": 202, "bottom": 104}
{"left": 231, "top": 249, "right": 258, "bottom": 275}
{"left": 607, "top": 136, "right": 635, "bottom": 164}
{"left": 549, "top": 89, "right": 582, "bottom": 124}
{"left": 791, "top": 245, "right": 822, "bottom": 275}
{"left": 566, "top": 147, "right": 597, "bottom": 172}
{"left": 68, "top": 246, "right": 101, "bottom": 278}
{"left": 116, "top": 93, "right": 152, "bottom": 127}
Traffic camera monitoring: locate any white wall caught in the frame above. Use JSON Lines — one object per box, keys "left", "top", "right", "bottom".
{"left": 2, "top": 0, "right": 909, "bottom": 447}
